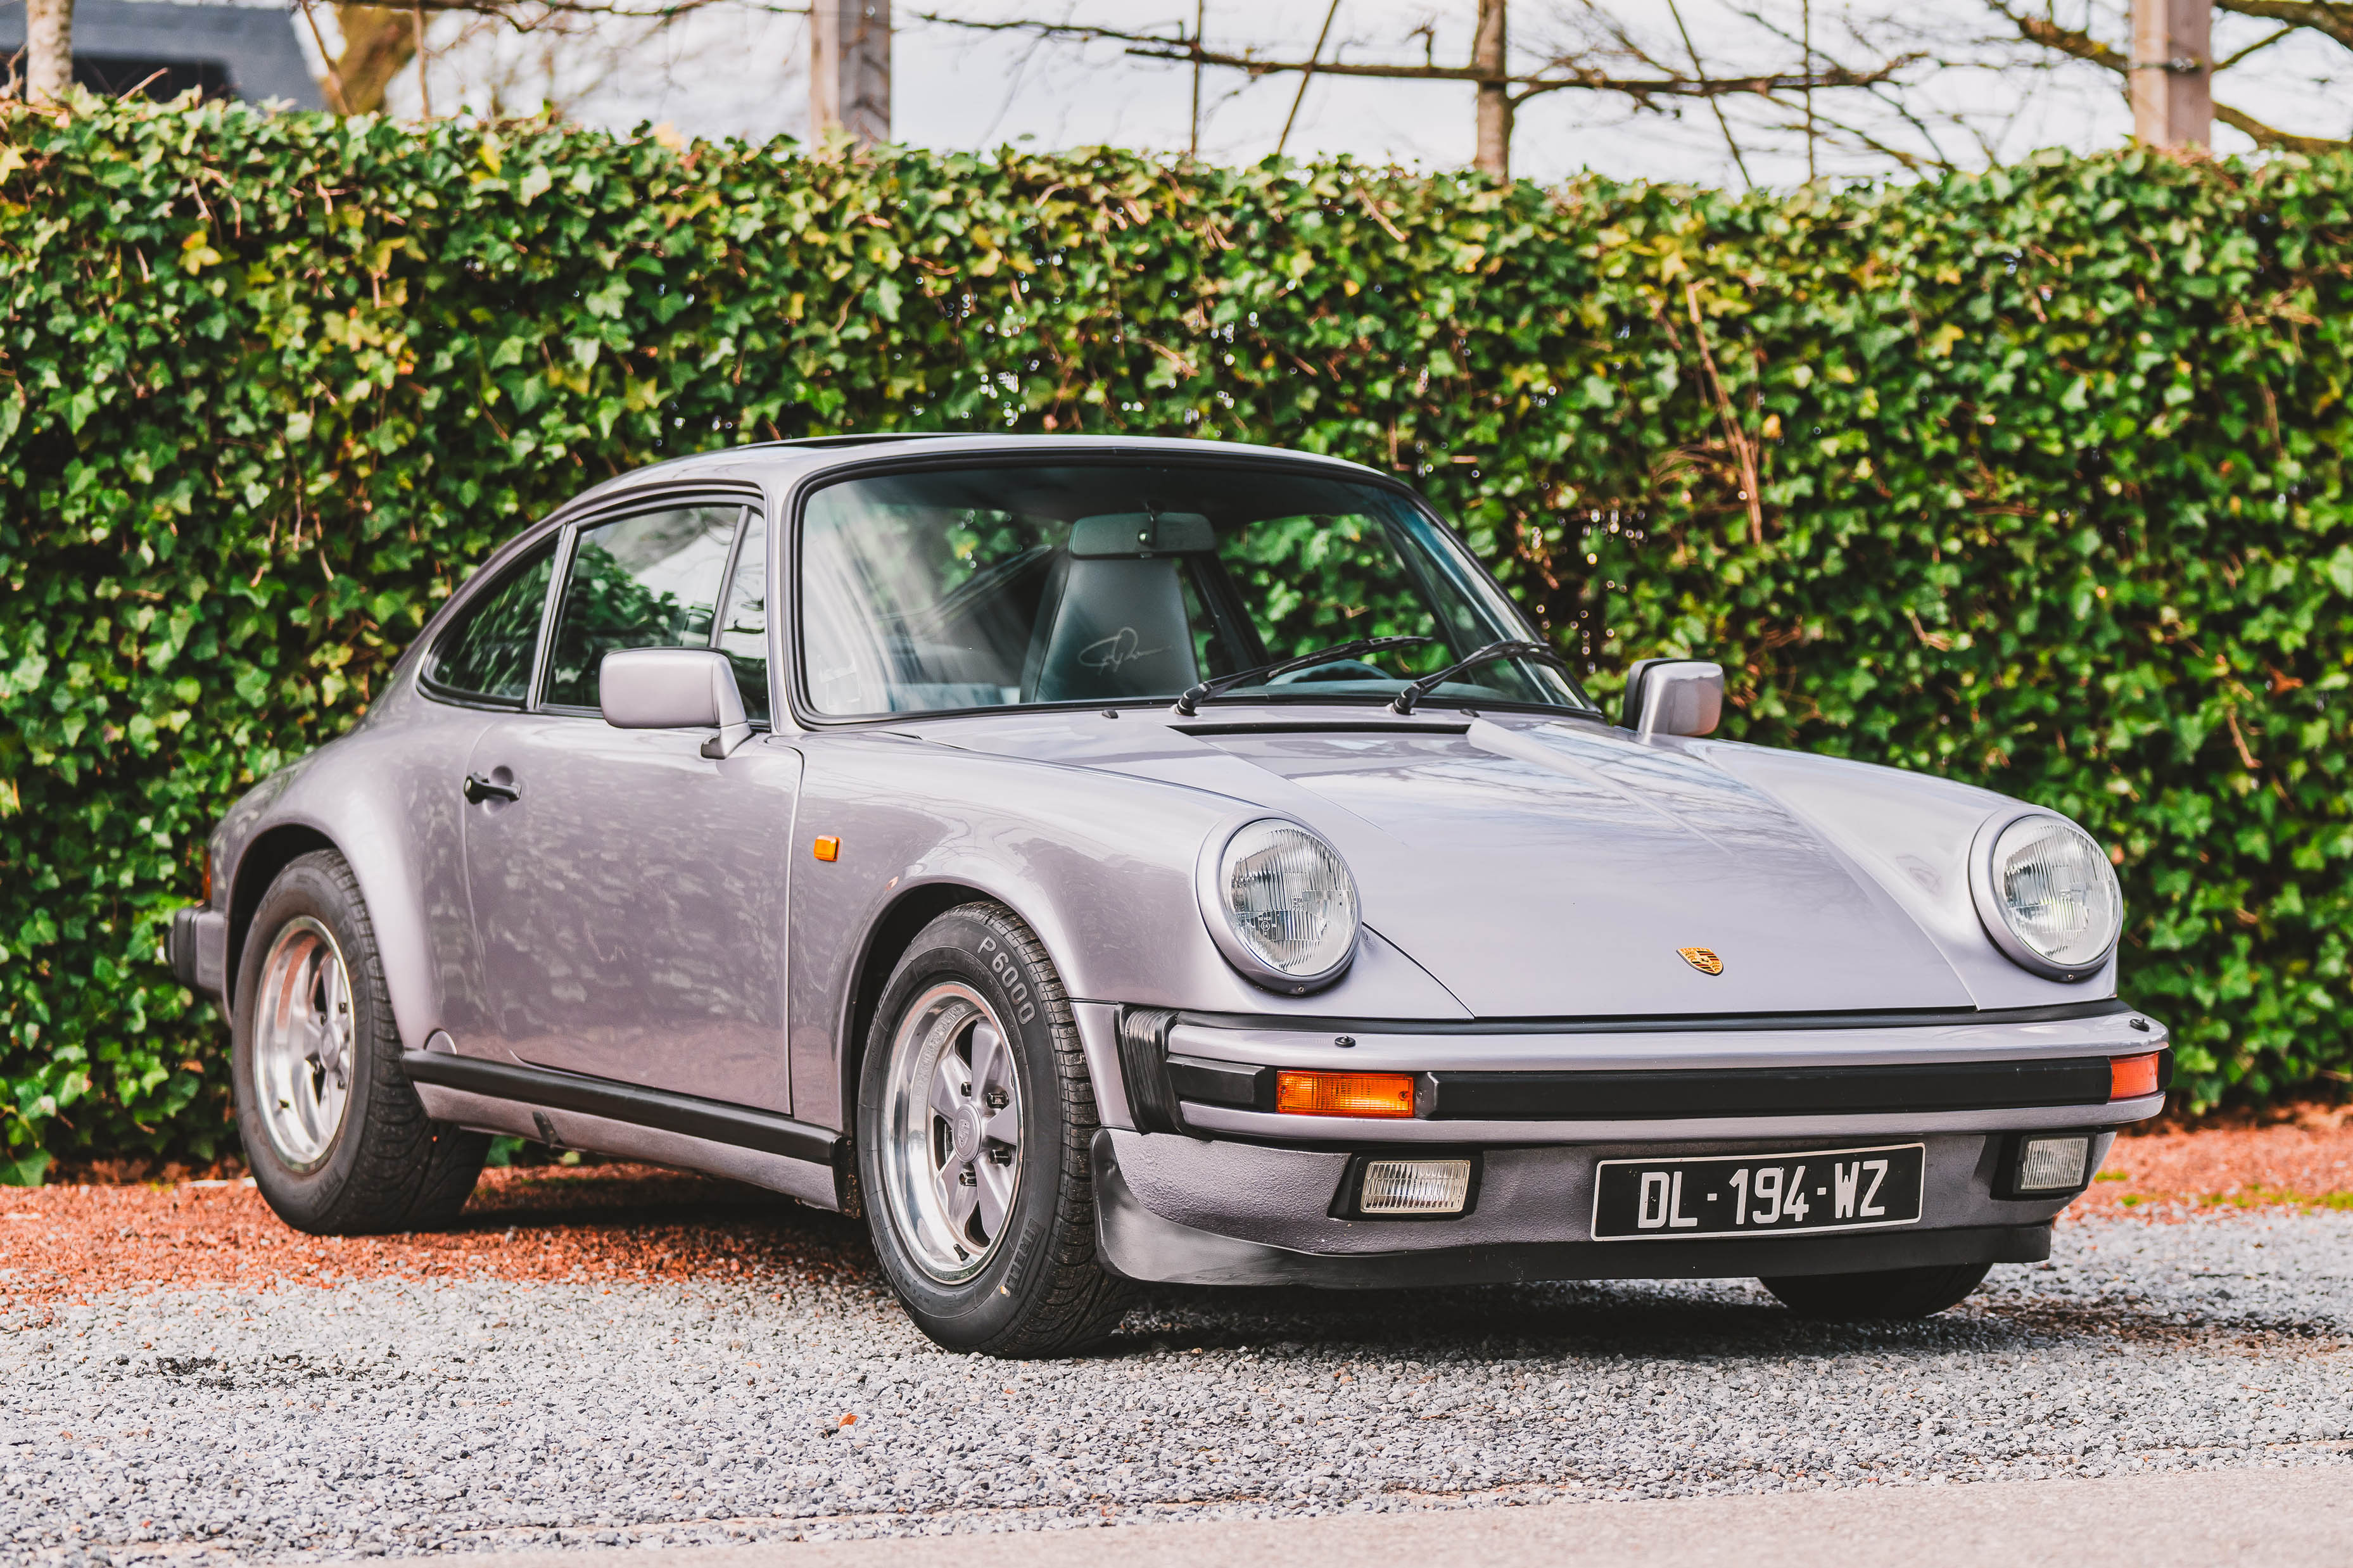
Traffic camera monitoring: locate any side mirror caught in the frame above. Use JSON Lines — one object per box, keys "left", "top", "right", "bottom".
{"left": 600, "top": 648, "right": 752, "bottom": 758}
{"left": 1621, "top": 657, "right": 1723, "bottom": 740}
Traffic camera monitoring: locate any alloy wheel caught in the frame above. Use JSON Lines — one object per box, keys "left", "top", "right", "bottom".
{"left": 879, "top": 981, "right": 1025, "bottom": 1283}
{"left": 251, "top": 916, "right": 357, "bottom": 1168}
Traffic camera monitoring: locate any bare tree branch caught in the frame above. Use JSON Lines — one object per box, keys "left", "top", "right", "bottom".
{"left": 1982, "top": 0, "right": 2349, "bottom": 153}
{"left": 2213, "top": 0, "right": 2353, "bottom": 52}
{"left": 914, "top": 10, "right": 1916, "bottom": 111}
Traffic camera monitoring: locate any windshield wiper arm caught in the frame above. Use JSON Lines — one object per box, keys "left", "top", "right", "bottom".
{"left": 1388, "top": 639, "right": 1573, "bottom": 715}
{"left": 1172, "top": 635, "right": 1435, "bottom": 716}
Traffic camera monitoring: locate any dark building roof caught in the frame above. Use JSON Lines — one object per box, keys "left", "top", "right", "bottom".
{"left": 1, "top": 0, "right": 323, "bottom": 107}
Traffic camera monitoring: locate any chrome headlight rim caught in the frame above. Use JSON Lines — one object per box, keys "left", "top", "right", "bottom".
{"left": 1968, "top": 807, "right": 2122, "bottom": 982}
{"left": 1194, "top": 816, "right": 1362, "bottom": 994}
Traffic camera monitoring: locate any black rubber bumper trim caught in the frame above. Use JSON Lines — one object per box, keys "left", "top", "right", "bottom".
{"left": 167, "top": 907, "right": 203, "bottom": 989}
{"left": 1169, "top": 996, "right": 2141, "bottom": 1038}
{"left": 400, "top": 1051, "right": 842, "bottom": 1167}
{"left": 1089, "top": 1130, "right": 2050, "bottom": 1289}
{"left": 1428, "top": 1056, "right": 2117, "bottom": 1121}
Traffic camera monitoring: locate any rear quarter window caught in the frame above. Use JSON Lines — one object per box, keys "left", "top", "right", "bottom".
{"left": 420, "top": 537, "right": 557, "bottom": 705}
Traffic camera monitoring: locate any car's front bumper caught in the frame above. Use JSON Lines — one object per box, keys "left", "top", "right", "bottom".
{"left": 1079, "top": 999, "right": 2163, "bottom": 1287}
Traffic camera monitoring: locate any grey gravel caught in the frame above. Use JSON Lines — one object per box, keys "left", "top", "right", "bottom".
{"left": 3, "top": 1211, "right": 2349, "bottom": 1563}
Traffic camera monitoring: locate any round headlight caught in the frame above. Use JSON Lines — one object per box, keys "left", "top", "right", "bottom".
{"left": 1972, "top": 811, "right": 2122, "bottom": 979}
{"left": 1201, "top": 819, "right": 1360, "bottom": 992}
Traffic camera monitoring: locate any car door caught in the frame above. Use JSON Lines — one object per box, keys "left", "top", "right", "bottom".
{"left": 458, "top": 499, "right": 801, "bottom": 1113}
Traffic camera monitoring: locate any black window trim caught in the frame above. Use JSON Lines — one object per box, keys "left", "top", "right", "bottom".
{"left": 778, "top": 448, "right": 1602, "bottom": 733}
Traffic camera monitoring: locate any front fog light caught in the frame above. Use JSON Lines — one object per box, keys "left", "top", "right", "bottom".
{"left": 2011, "top": 1134, "right": 2092, "bottom": 1195}
{"left": 1356, "top": 1158, "right": 1473, "bottom": 1216}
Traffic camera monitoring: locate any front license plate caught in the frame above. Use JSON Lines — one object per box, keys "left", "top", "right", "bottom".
{"left": 1590, "top": 1143, "right": 1926, "bottom": 1241}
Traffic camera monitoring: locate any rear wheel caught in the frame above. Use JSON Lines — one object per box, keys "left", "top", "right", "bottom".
{"left": 1758, "top": 1261, "right": 1993, "bottom": 1320}
{"left": 856, "top": 902, "right": 1128, "bottom": 1357}
{"left": 232, "top": 849, "right": 487, "bottom": 1234}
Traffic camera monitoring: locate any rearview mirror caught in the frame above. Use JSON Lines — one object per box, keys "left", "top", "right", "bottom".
{"left": 1621, "top": 657, "right": 1723, "bottom": 740}
{"left": 600, "top": 648, "right": 752, "bottom": 758}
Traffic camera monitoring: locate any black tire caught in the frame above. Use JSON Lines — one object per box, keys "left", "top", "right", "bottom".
{"left": 1758, "top": 1261, "right": 1993, "bottom": 1320}
{"left": 856, "top": 901, "right": 1129, "bottom": 1358}
{"left": 232, "top": 849, "right": 487, "bottom": 1234}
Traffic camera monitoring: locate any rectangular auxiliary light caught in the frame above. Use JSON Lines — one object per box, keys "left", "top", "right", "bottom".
{"left": 2014, "top": 1134, "right": 2092, "bottom": 1194}
{"left": 1357, "top": 1158, "right": 1473, "bottom": 1215}
{"left": 1274, "top": 1070, "right": 1417, "bottom": 1118}
{"left": 2109, "top": 1053, "right": 2162, "bottom": 1100}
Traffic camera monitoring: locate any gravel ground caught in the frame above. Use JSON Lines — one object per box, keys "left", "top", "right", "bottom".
{"left": 3, "top": 1198, "right": 2349, "bottom": 1565}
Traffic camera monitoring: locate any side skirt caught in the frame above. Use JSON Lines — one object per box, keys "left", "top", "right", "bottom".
{"left": 402, "top": 1051, "right": 849, "bottom": 1211}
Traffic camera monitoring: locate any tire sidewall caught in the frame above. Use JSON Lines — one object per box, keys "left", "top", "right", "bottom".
{"left": 857, "top": 908, "right": 1074, "bottom": 1348}
{"left": 231, "top": 854, "right": 395, "bottom": 1230}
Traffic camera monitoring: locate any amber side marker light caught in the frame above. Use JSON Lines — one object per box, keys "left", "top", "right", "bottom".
{"left": 2110, "top": 1052, "right": 2162, "bottom": 1100}
{"left": 1275, "top": 1069, "right": 1416, "bottom": 1118}
{"left": 812, "top": 835, "right": 840, "bottom": 863}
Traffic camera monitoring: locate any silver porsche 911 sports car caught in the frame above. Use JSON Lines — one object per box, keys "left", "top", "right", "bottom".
{"left": 169, "top": 435, "right": 2167, "bottom": 1356}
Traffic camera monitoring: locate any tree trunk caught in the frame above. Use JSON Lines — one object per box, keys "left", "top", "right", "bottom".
{"left": 1472, "top": 0, "right": 1510, "bottom": 178}
{"left": 332, "top": 4, "right": 420, "bottom": 115}
{"left": 2131, "top": 0, "right": 2212, "bottom": 148}
{"left": 25, "top": 0, "right": 73, "bottom": 104}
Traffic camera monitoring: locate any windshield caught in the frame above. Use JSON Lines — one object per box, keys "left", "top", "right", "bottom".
{"left": 796, "top": 463, "right": 1594, "bottom": 719}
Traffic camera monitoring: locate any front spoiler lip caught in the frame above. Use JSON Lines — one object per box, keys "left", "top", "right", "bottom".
{"left": 1089, "top": 1130, "right": 2053, "bottom": 1289}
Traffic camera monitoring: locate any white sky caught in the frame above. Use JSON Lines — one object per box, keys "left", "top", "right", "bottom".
{"left": 357, "top": 0, "right": 2349, "bottom": 188}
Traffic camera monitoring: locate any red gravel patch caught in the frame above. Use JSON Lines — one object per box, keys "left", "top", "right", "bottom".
{"left": 2074, "top": 1106, "right": 2353, "bottom": 1220}
{"left": 0, "top": 1163, "right": 875, "bottom": 1310}
{"left": 4, "top": 1116, "right": 2349, "bottom": 1309}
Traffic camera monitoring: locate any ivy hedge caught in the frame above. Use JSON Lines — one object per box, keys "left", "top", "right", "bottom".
{"left": 3, "top": 98, "right": 2350, "bottom": 1179}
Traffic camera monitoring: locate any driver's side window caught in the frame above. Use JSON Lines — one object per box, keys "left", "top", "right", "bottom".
{"left": 542, "top": 505, "right": 749, "bottom": 712}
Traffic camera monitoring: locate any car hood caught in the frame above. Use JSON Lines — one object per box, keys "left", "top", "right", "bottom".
{"left": 914, "top": 708, "right": 1980, "bottom": 1018}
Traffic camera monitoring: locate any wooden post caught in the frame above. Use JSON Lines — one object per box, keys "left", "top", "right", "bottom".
{"left": 25, "top": 0, "right": 73, "bottom": 103}
{"left": 811, "top": 0, "right": 891, "bottom": 148}
{"left": 1472, "top": 0, "right": 1509, "bottom": 178}
{"left": 2131, "top": 0, "right": 2212, "bottom": 149}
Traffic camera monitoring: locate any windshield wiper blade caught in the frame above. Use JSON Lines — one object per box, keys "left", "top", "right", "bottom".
{"left": 1388, "top": 639, "right": 1573, "bottom": 715}
{"left": 1172, "top": 635, "right": 1435, "bottom": 716}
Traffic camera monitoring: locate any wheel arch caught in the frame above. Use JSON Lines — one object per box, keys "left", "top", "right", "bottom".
{"left": 227, "top": 823, "right": 340, "bottom": 1001}
{"left": 838, "top": 880, "right": 1068, "bottom": 1132}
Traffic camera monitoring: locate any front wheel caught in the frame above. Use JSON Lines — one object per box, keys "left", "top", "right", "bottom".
{"left": 856, "top": 902, "right": 1128, "bottom": 1357}
{"left": 1758, "top": 1261, "right": 1993, "bottom": 1320}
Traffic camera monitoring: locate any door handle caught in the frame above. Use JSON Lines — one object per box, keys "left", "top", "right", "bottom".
{"left": 463, "top": 772, "right": 521, "bottom": 804}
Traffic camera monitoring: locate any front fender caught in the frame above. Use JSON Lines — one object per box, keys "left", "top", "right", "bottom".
{"left": 1698, "top": 740, "right": 2119, "bottom": 1008}
{"left": 783, "top": 733, "right": 1467, "bottom": 1130}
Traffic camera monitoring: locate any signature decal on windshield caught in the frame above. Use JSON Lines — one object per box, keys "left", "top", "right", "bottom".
{"left": 1079, "top": 627, "right": 1166, "bottom": 673}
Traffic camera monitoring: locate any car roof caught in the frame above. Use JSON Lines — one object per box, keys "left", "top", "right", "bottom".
{"left": 543, "top": 433, "right": 1397, "bottom": 521}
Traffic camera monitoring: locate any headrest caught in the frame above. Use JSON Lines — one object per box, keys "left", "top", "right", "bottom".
{"left": 1068, "top": 512, "right": 1215, "bottom": 558}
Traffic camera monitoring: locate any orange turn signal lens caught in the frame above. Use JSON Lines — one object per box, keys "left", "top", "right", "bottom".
{"left": 2110, "top": 1052, "right": 2161, "bottom": 1100}
{"left": 812, "top": 835, "right": 840, "bottom": 862}
{"left": 1274, "top": 1070, "right": 1417, "bottom": 1118}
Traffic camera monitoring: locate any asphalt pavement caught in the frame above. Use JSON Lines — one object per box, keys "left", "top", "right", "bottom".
{"left": 479, "top": 1465, "right": 2352, "bottom": 1568}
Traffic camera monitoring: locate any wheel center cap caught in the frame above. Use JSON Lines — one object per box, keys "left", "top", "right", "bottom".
{"left": 951, "top": 1106, "right": 980, "bottom": 1161}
